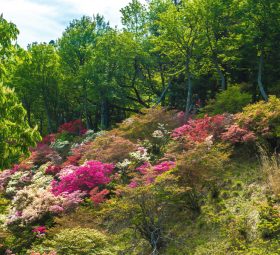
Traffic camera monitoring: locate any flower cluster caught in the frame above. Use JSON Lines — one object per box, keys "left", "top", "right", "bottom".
{"left": 172, "top": 114, "right": 227, "bottom": 142}
{"left": 51, "top": 161, "right": 114, "bottom": 195}
{"left": 129, "top": 161, "right": 176, "bottom": 187}
{"left": 58, "top": 119, "right": 87, "bottom": 135}
{"left": 221, "top": 124, "right": 256, "bottom": 143}
{"left": 129, "top": 147, "right": 150, "bottom": 163}
{"left": 33, "top": 226, "right": 46, "bottom": 237}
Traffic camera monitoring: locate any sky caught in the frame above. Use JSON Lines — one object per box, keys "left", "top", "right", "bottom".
{"left": 1, "top": 0, "right": 146, "bottom": 47}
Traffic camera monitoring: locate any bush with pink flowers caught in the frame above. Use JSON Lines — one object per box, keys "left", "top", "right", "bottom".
{"left": 172, "top": 114, "right": 230, "bottom": 142}
{"left": 51, "top": 161, "right": 114, "bottom": 195}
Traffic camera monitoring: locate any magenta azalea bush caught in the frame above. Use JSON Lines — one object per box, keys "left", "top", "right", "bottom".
{"left": 51, "top": 161, "right": 114, "bottom": 195}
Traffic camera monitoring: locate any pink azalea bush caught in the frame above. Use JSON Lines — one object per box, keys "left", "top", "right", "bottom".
{"left": 221, "top": 124, "right": 256, "bottom": 143}
{"left": 130, "top": 161, "right": 176, "bottom": 188}
{"left": 51, "top": 161, "right": 114, "bottom": 195}
{"left": 172, "top": 114, "right": 228, "bottom": 142}
{"left": 153, "top": 161, "right": 176, "bottom": 173}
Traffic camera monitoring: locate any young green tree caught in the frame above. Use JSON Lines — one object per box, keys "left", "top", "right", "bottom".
{"left": 0, "top": 84, "right": 40, "bottom": 169}
{"left": 0, "top": 15, "right": 19, "bottom": 82}
{"left": 154, "top": 0, "right": 200, "bottom": 116}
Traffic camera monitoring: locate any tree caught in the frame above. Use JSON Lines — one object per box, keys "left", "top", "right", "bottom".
{"left": 0, "top": 84, "right": 40, "bottom": 169}
{"left": 0, "top": 15, "right": 19, "bottom": 82}
{"left": 244, "top": 0, "right": 280, "bottom": 101}
{"left": 58, "top": 15, "right": 109, "bottom": 129}
{"left": 198, "top": 0, "right": 242, "bottom": 91}
{"left": 154, "top": 0, "right": 200, "bottom": 117}
{"left": 12, "top": 43, "right": 61, "bottom": 134}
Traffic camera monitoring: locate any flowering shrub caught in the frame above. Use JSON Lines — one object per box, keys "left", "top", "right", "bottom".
{"left": 45, "top": 165, "right": 61, "bottom": 176}
{"left": 153, "top": 161, "right": 176, "bottom": 173}
{"left": 31, "top": 145, "right": 62, "bottom": 166}
{"left": 6, "top": 187, "right": 85, "bottom": 225}
{"left": 58, "top": 119, "right": 87, "bottom": 135}
{"left": 130, "top": 147, "right": 151, "bottom": 163}
{"left": 33, "top": 226, "right": 46, "bottom": 237}
{"left": 5, "top": 171, "right": 32, "bottom": 196}
{"left": 0, "top": 168, "right": 18, "bottom": 191}
{"left": 129, "top": 161, "right": 176, "bottom": 187}
{"left": 236, "top": 96, "right": 280, "bottom": 138}
{"left": 51, "top": 161, "right": 114, "bottom": 195}
{"left": 89, "top": 187, "right": 110, "bottom": 205}
{"left": 50, "top": 139, "right": 71, "bottom": 159}
{"left": 221, "top": 124, "right": 256, "bottom": 143}
{"left": 172, "top": 114, "right": 229, "bottom": 142}
{"left": 41, "top": 134, "right": 56, "bottom": 145}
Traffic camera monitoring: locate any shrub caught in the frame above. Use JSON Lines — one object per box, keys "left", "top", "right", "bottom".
{"left": 51, "top": 161, "right": 114, "bottom": 195}
{"left": 129, "top": 161, "right": 176, "bottom": 187}
{"left": 31, "top": 145, "right": 62, "bottom": 166}
{"left": 117, "top": 107, "right": 182, "bottom": 142}
{"left": 236, "top": 96, "right": 280, "bottom": 139}
{"left": 221, "top": 124, "right": 256, "bottom": 144}
{"left": 81, "top": 135, "right": 137, "bottom": 164}
{"left": 258, "top": 203, "right": 280, "bottom": 238}
{"left": 89, "top": 187, "right": 110, "bottom": 205}
{"left": 101, "top": 172, "right": 192, "bottom": 254}
{"left": 202, "top": 86, "right": 251, "bottom": 115}
{"left": 58, "top": 119, "right": 87, "bottom": 135}
{"left": 30, "top": 228, "right": 115, "bottom": 255}
{"left": 50, "top": 139, "right": 71, "bottom": 159}
{"left": 6, "top": 187, "right": 85, "bottom": 225}
{"left": 176, "top": 142, "right": 232, "bottom": 188}
{"left": 45, "top": 165, "right": 61, "bottom": 176}
{"left": 172, "top": 114, "right": 231, "bottom": 143}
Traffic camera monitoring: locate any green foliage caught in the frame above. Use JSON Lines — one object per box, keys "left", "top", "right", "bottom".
{"left": 0, "top": 15, "right": 19, "bottom": 81}
{"left": 258, "top": 203, "right": 280, "bottom": 238}
{"left": 30, "top": 228, "right": 115, "bottom": 255}
{"left": 118, "top": 107, "right": 181, "bottom": 141}
{"left": 0, "top": 84, "right": 40, "bottom": 169}
{"left": 202, "top": 86, "right": 252, "bottom": 115}
{"left": 237, "top": 96, "right": 280, "bottom": 138}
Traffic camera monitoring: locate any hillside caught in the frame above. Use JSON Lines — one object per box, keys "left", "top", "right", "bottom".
{"left": 0, "top": 97, "right": 279, "bottom": 255}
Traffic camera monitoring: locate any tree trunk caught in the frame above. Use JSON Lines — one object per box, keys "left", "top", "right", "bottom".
{"left": 214, "top": 59, "right": 226, "bottom": 91}
{"left": 156, "top": 81, "right": 172, "bottom": 106}
{"left": 100, "top": 99, "right": 109, "bottom": 130}
{"left": 257, "top": 53, "right": 268, "bottom": 101}
{"left": 185, "top": 60, "right": 192, "bottom": 120}
{"left": 43, "top": 95, "right": 53, "bottom": 133}
{"left": 83, "top": 83, "right": 91, "bottom": 129}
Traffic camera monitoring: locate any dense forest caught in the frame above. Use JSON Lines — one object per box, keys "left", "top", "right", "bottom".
{"left": 0, "top": 0, "right": 280, "bottom": 254}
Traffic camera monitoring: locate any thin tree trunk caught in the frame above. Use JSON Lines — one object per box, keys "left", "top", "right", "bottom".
{"left": 83, "top": 83, "right": 91, "bottom": 129}
{"left": 257, "top": 53, "right": 268, "bottom": 101}
{"left": 185, "top": 60, "right": 192, "bottom": 120}
{"left": 43, "top": 95, "right": 52, "bottom": 133}
{"left": 100, "top": 98, "right": 109, "bottom": 130}
{"left": 156, "top": 81, "right": 172, "bottom": 106}
{"left": 214, "top": 59, "right": 226, "bottom": 91}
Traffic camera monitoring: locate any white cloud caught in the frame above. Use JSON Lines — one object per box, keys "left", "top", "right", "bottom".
{"left": 0, "top": 0, "right": 147, "bottom": 47}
